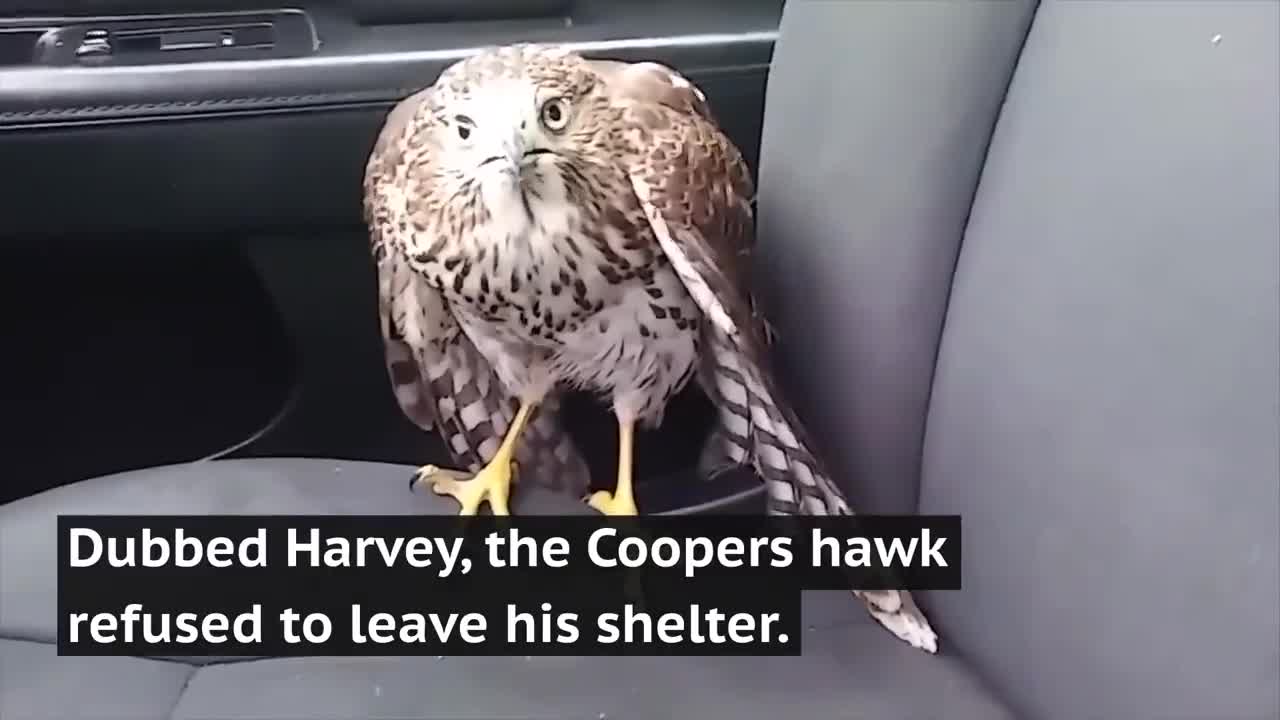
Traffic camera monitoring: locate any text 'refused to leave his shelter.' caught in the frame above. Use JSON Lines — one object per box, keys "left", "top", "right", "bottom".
{"left": 58, "top": 514, "right": 961, "bottom": 656}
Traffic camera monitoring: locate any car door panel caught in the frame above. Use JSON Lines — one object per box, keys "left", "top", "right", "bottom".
{"left": 0, "top": 0, "right": 779, "bottom": 511}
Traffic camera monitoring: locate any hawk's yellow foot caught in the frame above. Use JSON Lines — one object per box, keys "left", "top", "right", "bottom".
{"left": 413, "top": 461, "right": 517, "bottom": 516}
{"left": 411, "top": 400, "right": 536, "bottom": 516}
{"left": 587, "top": 486, "right": 638, "bottom": 516}
{"left": 587, "top": 418, "right": 639, "bottom": 516}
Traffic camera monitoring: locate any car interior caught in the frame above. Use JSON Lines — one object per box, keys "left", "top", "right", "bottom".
{"left": 1, "top": 0, "right": 1277, "bottom": 718}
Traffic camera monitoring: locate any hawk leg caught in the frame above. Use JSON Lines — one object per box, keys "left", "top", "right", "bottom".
{"left": 586, "top": 418, "right": 639, "bottom": 516}
{"left": 412, "top": 400, "right": 536, "bottom": 516}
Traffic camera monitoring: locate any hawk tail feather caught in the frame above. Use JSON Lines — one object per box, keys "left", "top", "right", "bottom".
{"left": 383, "top": 335, "right": 439, "bottom": 432}
{"left": 381, "top": 334, "right": 592, "bottom": 498}
{"left": 695, "top": 424, "right": 746, "bottom": 481}
{"left": 426, "top": 349, "right": 591, "bottom": 498}
{"left": 514, "top": 398, "right": 593, "bottom": 496}
{"left": 700, "top": 329, "right": 939, "bottom": 653}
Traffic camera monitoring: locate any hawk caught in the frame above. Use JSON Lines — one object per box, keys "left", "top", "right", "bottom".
{"left": 363, "top": 44, "right": 937, "bottom": 652}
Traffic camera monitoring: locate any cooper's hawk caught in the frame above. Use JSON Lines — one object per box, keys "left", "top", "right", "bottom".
{"left": 363, "top": 44, "right": 937, "bottom": 652}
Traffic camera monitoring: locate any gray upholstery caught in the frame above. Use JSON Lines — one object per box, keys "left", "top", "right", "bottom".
{"left": 919, "top": 2, "right": 1280, "bottom": 718}
{"left": 166, "top": 592, "right": 1005, "bottom": 720}
{"left": 5, "top": 1, "right": 1278, "bottom": 718}
{"left": 0, "top": 460, "right": 1011, "bottom": 720}
{"left": 0, "top": 458, "right": 591, "bottom": 649}
{"left": 756, "top": 0, "right": 1038, "bottom": 515}
{"left": 760, "top": 1, "right": 1280, "bottom": 719}
{"left": 0, "top": 640, "right": 191, "bottom": 720}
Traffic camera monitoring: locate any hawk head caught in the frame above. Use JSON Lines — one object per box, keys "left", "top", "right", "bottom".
{"left": 405, "top": 44, "right": 616, "bottom": 230}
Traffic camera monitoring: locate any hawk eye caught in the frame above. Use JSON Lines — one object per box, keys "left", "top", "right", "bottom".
{"left": 452, "top": 114, "right": 475, "bottom": 140}
{"left": 539, "top": 97, "right": 570, "bottom": 132}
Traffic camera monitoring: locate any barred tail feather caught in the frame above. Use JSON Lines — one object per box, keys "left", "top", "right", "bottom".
{"left": 695, "top": 425, "right": 747, "bottom": 481}
{"left": 700, "top": 330, "right": 848, "bottom": 515}
{"left": 695, "top": 369, "right": 750, "bottom": 481}
{"left": 418, "top": 337, "right": 592, "bottom": 497}
{"left": 700, "top": 327, "right": 939, "bottom": 653}
{"left": 628, "top": 161, "right": 936, "bottom": 651}
{"left": 513, "top": 397, "right": 593, "bottom": 496}
{"left": 382, "top": 334, "right": 439, "bottom": 433}
{"left": 854, "top": 586, "right": 938, "bottom": 654}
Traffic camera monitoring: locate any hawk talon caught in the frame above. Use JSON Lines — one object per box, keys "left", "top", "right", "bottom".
{"left": 408, "top": 464, "right": 445, "bottom": 492}
{"left": 412, "top": 462, "right": 517, "bottom": 516}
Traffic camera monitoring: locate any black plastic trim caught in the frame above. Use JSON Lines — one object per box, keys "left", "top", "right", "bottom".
{"left": 0, "top": 1, "right": 778, "bottom": 127}
{"left": 0, "top": 7, "right": 775, "bottom": 236}
{"left": 0, "top": 66, "right": 768, "bottom": 236}
{"left": 18, "top": 9, "right": 320, "bottom": 68}
{"left": 0, "top": 0, "right": 780, "bottom": 511}
{"left": 350, "top": 0, "right": 574, "bottom": 26}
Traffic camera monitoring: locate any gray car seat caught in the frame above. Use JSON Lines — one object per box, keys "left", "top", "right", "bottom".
{"left": 2, "top": 2, "right": 1277, "bottom": 719}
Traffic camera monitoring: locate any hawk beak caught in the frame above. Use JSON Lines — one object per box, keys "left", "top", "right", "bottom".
{"left": 502, "top": 125, "right": 532, "bottom": 173}
{"left": 502, "top": 145, "right": 521, "bottom": 172}
{"left": 513, "top": 117, "right": 546, "bottom": 160}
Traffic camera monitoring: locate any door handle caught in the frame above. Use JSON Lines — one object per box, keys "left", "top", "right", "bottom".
{"left": 2, "top": 9, "right": 316, "bottom": 67}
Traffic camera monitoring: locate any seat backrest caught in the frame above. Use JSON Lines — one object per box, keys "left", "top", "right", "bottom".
{"left": 757, "top": 2, "right": 1280, "bottom": 719}
{"left": 756, "top": 0, "right": 1037, "bottom": 516}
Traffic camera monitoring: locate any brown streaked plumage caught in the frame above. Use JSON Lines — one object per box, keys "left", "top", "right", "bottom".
{"left": 362, "top": 43, "right": 938, "bottom": 652}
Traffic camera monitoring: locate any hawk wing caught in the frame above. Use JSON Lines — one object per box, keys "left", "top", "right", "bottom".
{"left": 586, "top": 59, "right": 776, "bottom": 476}
{"left": 363, "top": 89, "right": 591, "bottom": 497}
{"left": 591, "top": 61, "right": 829, "bottom": 510}
{"left": 596, "top": 61, "right": 939, "bottom": 652}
